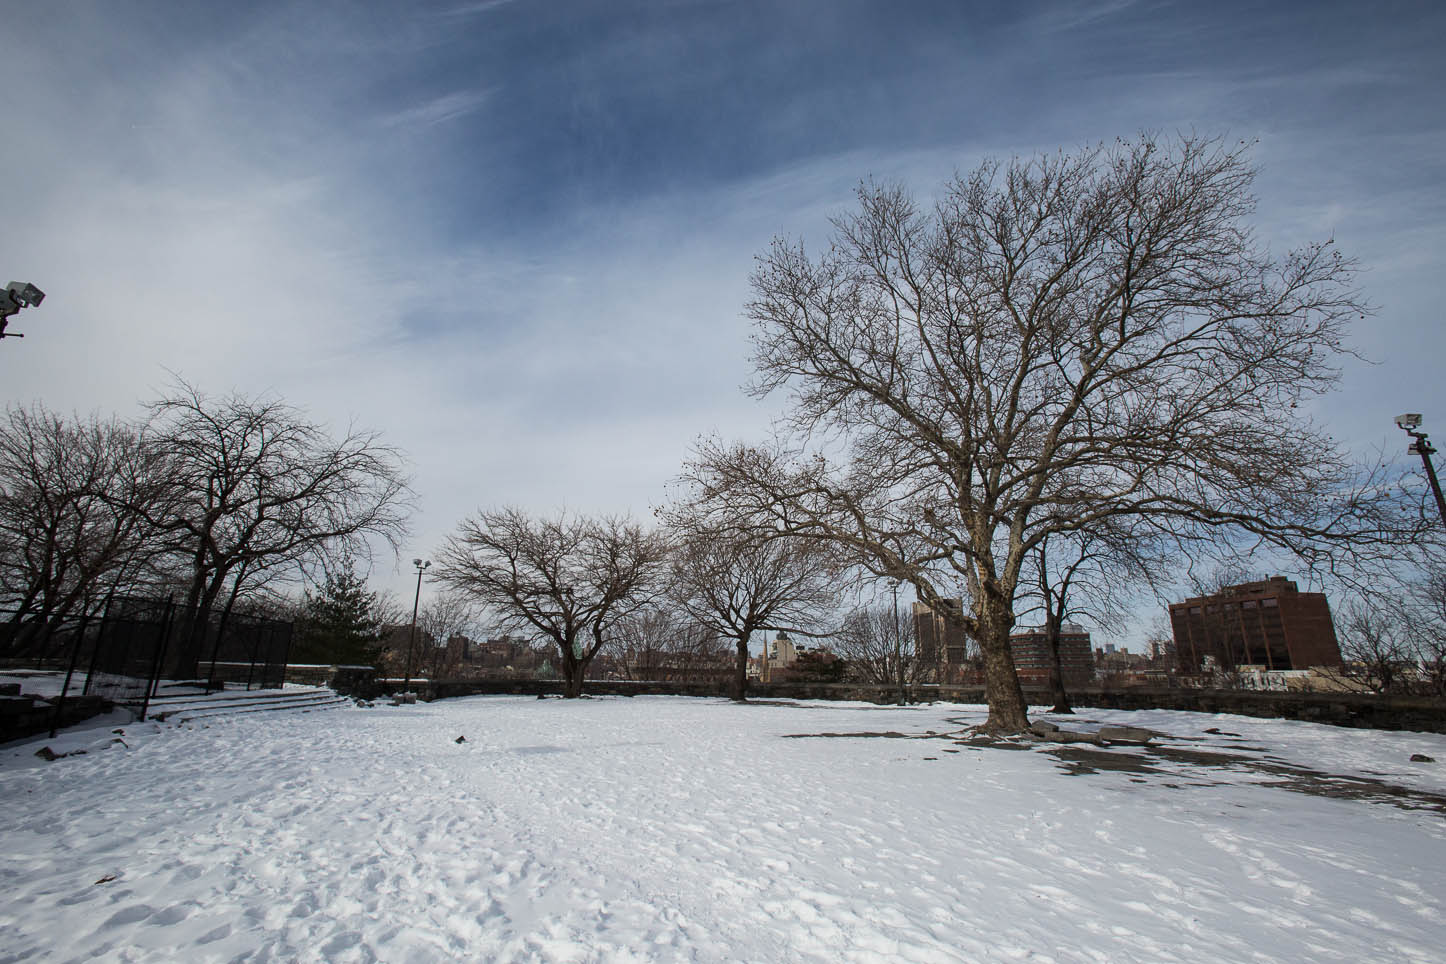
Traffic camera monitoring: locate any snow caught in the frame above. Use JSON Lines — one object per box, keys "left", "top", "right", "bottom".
{"left": 2, "top": 670, "right": 77, "bottom": 699}
{"left": 1, "top": 672, "right": 320, "bottom": 701}
{"left": 1, "top": 696, "right": 1443, "bottom": 963}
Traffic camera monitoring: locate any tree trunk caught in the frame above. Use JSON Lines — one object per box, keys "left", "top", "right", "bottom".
{"left": 976, "top": 589, "right": 1029, "bottom": 734}
{"left": 11, "top": 583, "right": 40, "bottom": 622}
{"left": 176, "top": 576, "right": 227, "bottom": 679}
{"left": 731, "top": 634, "right": 751, "bottom": 702}
{"left": 5, "top": 588, "right": 43, "bottom": 652}
{"left": 560, "top": 640, "right": 587, "bottom": 698}
{"left": 1045, "top": 612, "right": 1073, "bottom": 715}
{"left": 207, "top": 563, "right": 250, "bottom": 685}
{"left": 174, "top": 560, "right": 212, "bottom": 678}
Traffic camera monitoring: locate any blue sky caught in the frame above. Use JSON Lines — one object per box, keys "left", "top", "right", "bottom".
{"left": 3, "top": 0, "right": 1445, "bottom": 629}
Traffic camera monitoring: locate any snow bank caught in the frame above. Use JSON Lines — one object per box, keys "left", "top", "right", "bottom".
{"left": 0, "top": 697, "right": 1442, "bottom": 962}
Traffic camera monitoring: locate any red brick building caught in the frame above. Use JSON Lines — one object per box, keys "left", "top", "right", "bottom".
{"left": 1009, "top": 624, "right": 1095, "bottom": 685}
{"left": 1168, "top": 576, "right": 1341, "bottom": 673}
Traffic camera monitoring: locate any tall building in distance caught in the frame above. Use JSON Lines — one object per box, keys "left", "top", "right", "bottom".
{"left": 912, "top": 599, "right": 973, "bottom": 679}
{"left": 1009, "top": 623, "right": 1094, "bottom": 685}
{"left": 1168, "top": 576, "right": 1342, "bottom": 673}
{"left": 768, "top": 632, "right": 798, "bottom": 665}
{"left": 758, "top": 632, "right": 798, "bottom": 683}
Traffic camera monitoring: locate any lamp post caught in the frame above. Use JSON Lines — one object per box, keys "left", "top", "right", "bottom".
{"left": 403, "top": 557, "right": 430, "bottom": 694}
{"left": 1396, "top": 414, "right": 1446, "bottom": 528}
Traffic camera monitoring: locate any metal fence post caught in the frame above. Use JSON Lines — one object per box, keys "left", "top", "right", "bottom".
{"left": 81, "top": 595, "right": 117, "bottom": 697}
{"left": 205, "top": 610, "right": 229, "bottom": 693}
{"left": 244, "top": 621, "right": 262, "bottom": 691}
{"left": 275, "top": 622, "right": 294, "bottom": 689}
{"left": 138, "top": 595, "right": 175, "bottom": 723}
{"left": 48, "top": 613, "right": 91, "bottom": 738}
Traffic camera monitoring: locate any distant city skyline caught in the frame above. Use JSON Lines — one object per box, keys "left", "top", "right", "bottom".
{"left": 4, "top": 0, "right": 1444, "bottom": 629}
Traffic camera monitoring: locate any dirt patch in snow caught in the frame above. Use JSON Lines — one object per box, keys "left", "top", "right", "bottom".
{"left": 1038, "top": 742, "right": 1446, "bottom": 814}
{"left": 782, "top": 726, "right": 1446, "bottom": 814}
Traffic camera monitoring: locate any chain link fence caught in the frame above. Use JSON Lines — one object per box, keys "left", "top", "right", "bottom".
{"left": 1, "top": 596, "right": 293, "bottom": 721}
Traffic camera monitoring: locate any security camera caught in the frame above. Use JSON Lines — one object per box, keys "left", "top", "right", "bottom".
{"left": 1396, "top": 413, "right": 1423, "bottom": 431}
{"left": 6, "top": 281, "right": 43, "bottom": 308}
{"left": 0, "top": 281, "right": 43, "bottom": 339}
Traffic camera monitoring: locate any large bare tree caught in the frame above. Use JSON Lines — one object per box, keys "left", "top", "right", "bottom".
{"left": 434, "top": 509, "right": 666, "bottom": 697}
{"left": 685, "top": 134, "right": 1403, "bottom": 733}
{"left": 664, "top": 515, "right": 838, "bottom": 701}
{"left": 0, "top": 405, "right": 167, "bottom": 648}
{"left": 142, "top": 381, "right": 411, "bottom": 674}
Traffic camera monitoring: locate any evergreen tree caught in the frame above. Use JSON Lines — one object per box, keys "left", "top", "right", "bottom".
{"left": 292, "top": 562, "right": 385, "bottom": 666}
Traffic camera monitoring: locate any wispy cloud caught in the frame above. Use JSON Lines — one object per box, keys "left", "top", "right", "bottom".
{"left": 380, "top": 88, "right": 495, "bottom": 128}
{"left": 435, "top": 0, "right": 517, "bottom": 19}
{"left": 1028, "top": 0, "right": 1143, "bottom": 34}
{"left": 3, "top": 0, "right": 1444, "bottom": 610}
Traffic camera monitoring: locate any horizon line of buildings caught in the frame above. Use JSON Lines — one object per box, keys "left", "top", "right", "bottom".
{"left": 382, "top": 575, "right": 1348, "bottom": 689}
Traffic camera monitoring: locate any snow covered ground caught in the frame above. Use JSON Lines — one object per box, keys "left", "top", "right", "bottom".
{"left": 2, "top": 670, "right": 81, "bottom": 699}
{"left": 1, "top": 695, "right": 1443, "bottom": 963}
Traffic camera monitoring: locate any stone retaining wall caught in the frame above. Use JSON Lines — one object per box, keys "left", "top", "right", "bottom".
{"left": 0, "top": 694, "right": 110, "bottom": 745}
{"left": 305, "top": 666, "right": 1446, "bottom": 734}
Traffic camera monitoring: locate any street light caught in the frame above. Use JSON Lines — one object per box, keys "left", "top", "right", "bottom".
{"left": 0, "top": 281, "right": 45, "bottom": 340}
{"left": 1396, "top": 414, "right": 1446, "bottom": 527}
{"left": 403, "top": 557, "right": 430, "bottom": 695}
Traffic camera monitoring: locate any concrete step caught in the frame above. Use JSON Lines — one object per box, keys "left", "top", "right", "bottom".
{"left": 162, "top": 696, "right": 351, "bottom": 724}
{"left": 146, "top": 685, "right": 331, "bottom": 709}
{"left": 148, "top": 688, "right": 350, "bottom": 723}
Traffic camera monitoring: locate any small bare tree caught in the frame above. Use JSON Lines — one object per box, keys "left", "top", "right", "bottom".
{"left": 686, "top": 134, "right": 1405, "bottom": 733}
{"left": 434, "top": 509, "right": 666, "bottom": 697}
{"left": 1333, "top": 598, "right": 1415, "bottom": 694}
{"left": 603, "top": 607, "right": 676, "bottom": 681}
{"left": 663, "top": 513, "right": 838, "bottom": 701}
{"left": 604, "top": 608, "right": 732, "bottom": 683}
{"left": 1022, "top": 524, "right": 1162, "bottom": 713}
{"left": 1406, "top": 568, "right": 1446, "bottom": 696}
{"left": 666, "top": 621, "right": 734, "bottom": 684}
{"left": 833, "top": 600, "right": 920, "bottom": 695}
{"left": 416, "top": 588, "right": 481, "bottom": 679}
